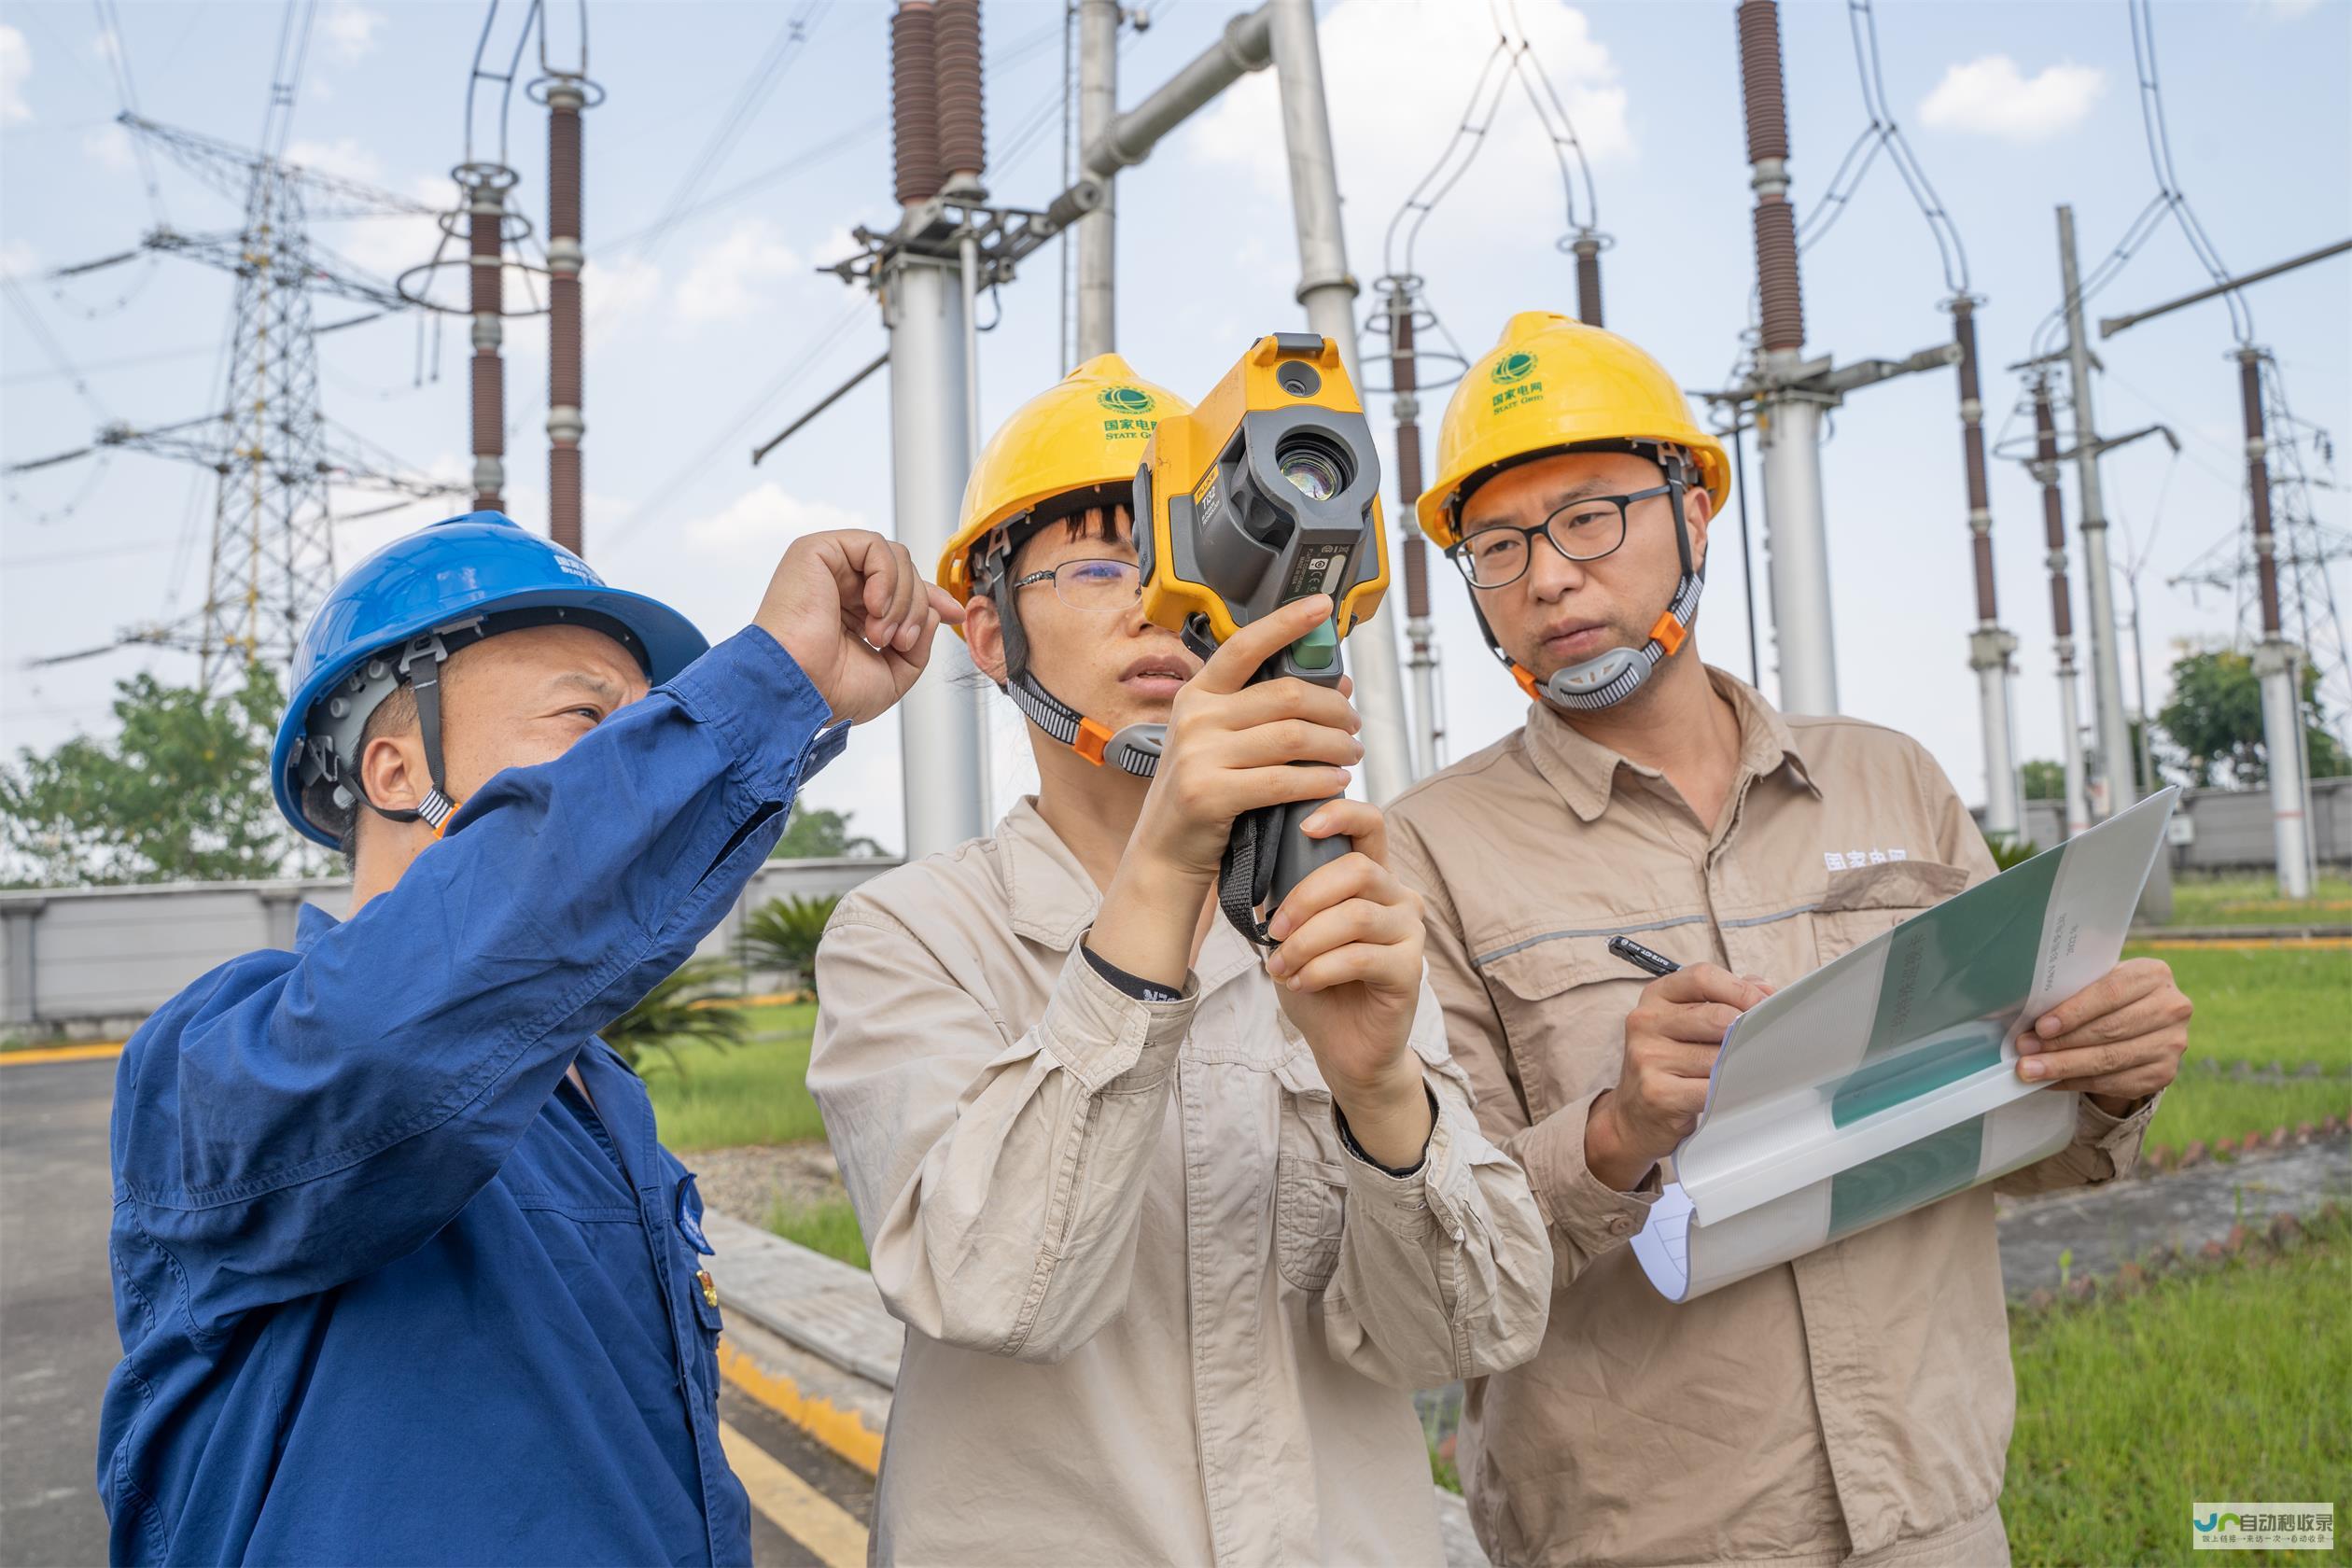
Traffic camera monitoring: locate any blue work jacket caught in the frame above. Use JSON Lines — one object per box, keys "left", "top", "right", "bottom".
{"left": 98, "top": 626, "right": 847, "bottom": 1565}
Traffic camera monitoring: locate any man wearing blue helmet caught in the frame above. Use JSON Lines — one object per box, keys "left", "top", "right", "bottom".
{"left": 98, "top": 511, "right": 957, "bottom": 1566}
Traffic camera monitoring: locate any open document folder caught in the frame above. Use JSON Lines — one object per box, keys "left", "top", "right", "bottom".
{"left": 1631, "top": 788, "right": 2179, "bottom": 1303}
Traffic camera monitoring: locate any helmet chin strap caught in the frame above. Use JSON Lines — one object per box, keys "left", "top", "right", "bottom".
{"left": 978, "top": 513, "right": 1167, "bottom": 780}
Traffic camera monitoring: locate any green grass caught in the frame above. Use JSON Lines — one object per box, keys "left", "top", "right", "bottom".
{"left": 2124, "top": 945, "right": 2352, "bottom": 1071}
{"left": 2145, "top": 1076, "right": 2351, "bottom": 1156}
{"left": 641, "top": 1001, "right": 824, "bottom": 1154}
{"left": 765, "top": 1194, "right": 869, "bottom": 1270}
{"left": 2164, "top": 872, "right": 2352, "bottom": 929}
{"left": 2003, "top": 1212, "right": 2352, "bottom": 1566}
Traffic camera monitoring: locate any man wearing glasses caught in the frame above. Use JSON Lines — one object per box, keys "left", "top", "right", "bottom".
{"left": 1383, "top": 314, "right": 2191, "bottom": 1567}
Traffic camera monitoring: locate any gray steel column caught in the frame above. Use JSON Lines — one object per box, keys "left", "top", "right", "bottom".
{"left": 1266, "top": 0, "right": 1411, "bottom": 799}
{"left": 1074, "top": 0, "right": 1119, "bottom": 358}
{"left": 2056, "top": 205, "right": 2135, "bottom": 821}
{"left": 886, "top": 253, "right": 986, "bottom": 858}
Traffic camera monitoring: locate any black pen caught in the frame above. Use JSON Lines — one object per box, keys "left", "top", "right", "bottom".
{"left": 1607, "top": 935, "right": 1681, "bottom": 979}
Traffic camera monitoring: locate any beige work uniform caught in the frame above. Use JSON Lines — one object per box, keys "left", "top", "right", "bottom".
{"left": 1385, "top": 668, "right": 2159, "bottom": 1568}
{"left": 809, "top": 799, "right": 1554, "bottom": 1566}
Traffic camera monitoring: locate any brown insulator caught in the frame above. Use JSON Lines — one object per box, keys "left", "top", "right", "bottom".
{"left": 1574, "top": 236, "right": 1603, "bottom": 329}
{"left": 552, "top": 274, "right": 582, "bottom": 412}
{"left": 1391, "top": 301, "right": 1431, "bottom": 622}
{"left": 1953, "top": 298, "right": 1997, "bottom": 624}
{"left": 469, "top": 202, "right": 502, "bottom": 315}
{"left": 892, "top": 3, "right": 942, "bottom": 205}
{"left": 2033, "top": 378, "right": 2073, "bottom": 640}
{"left": 549, "top": 100, "right": 582, "bottom": 243}
{"left": 471, "top": 354, "right": 505, "bottom": 458}
{"left": 933, "top": 0, "right": 985, "bottom": 182}
{"left": 1737, "top": 0, "right": 1790, "bottom": 165}
{"left": 2239, "top": 349, "right": 2282, "bottom": 637}
{"left": 550, "top": 445, "right": 581, "bottom": 554}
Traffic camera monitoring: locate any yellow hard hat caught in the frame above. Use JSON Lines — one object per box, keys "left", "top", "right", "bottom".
{"left": 939, "top": 353, "right": 1193, "bottom": 613}
{"left": 1416, "top": 312, "right": 1729, "bottom": 548}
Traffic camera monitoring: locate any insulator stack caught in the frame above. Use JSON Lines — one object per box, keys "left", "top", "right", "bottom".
{"left": 1391, "top": 301, "right": 1430, "bottom": 624}
{"left": 892, "top": 3, "right": 942, "bottom": 206}
{"left": 466, "top": 176, "right": 507, "bottom": 511}
{"left": 1573, "top": 234, "right": 1604, "bottom": 329}
{"left": 547, "top": 79, "right": 589, "bottom": 555}
{"left": 933, "top": 0, "right": 985, "bottom": 188}
{"left": 1738, "top": 0, "right": 1804, "bottom": 355}
{"left": 1953, "top": 298, "right": 1996, "bottom": 625}
{"left": 2238, "top": 349, "right": 2282, "bottom": 637}
{"left": 2032, "top": 377, "right": 2073, "bottom": 642}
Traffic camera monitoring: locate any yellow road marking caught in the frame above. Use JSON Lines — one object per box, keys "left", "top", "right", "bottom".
{"left": 0, "top": 1041, "right": 126, "bottom": 1067}
{"left": 718, "top": 1419, "right": 869, "bottom": 1568}
{"left": 716, "top": 1337, "right": 883, "bottom": 1475}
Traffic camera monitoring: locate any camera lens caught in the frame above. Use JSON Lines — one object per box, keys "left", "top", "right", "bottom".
{"left": 1273, "top": 432, "right": 1350, "bottom": 502}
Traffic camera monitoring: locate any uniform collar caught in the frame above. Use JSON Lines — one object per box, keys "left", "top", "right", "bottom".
{"left": 1522, "top": 664, "right": 1818, "bottom": 824}
{"left": 995, "top": 795, "right": 1261, "bottom": 993}
{"left": 294, "top": 902, "right": 339, "bottom": 951}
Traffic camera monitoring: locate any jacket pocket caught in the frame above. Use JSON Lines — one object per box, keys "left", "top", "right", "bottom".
{"left": 1478, "top": 935, "right": 1663, "bottom": 1121}
{"left": 1274, "top": 1150, "right": 1350, "bottom": 1292}
{"left": 1809, "top": 859, "right": 1972, "bottom": 963}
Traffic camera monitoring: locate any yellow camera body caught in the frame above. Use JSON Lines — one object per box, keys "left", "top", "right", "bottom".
{"left": 1135, "top": 334, "right": 1388, "bottom": 666}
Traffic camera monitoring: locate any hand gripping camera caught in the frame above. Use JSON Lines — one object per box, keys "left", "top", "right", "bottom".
{"left": 1133, "top": 333, "right": 1389, "bottom": 945}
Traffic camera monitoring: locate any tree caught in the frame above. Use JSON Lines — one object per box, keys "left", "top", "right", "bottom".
{"left": 739, "top": 893, "right": 840, "bottom": 996}
{"left": 600, "top": 957, "right": 747, "bottom": 1076}
{"left": 2021, "top": 760, "right": 2066, "bottom": 801}
{"left": 0, "top": 665, "right": 299, "bottom": 888}
{"left": 768, "top": 803, "right": 886, "bottom": 860}
{"left": 2155, "top": 649, "right": 2348, "bottom": 787}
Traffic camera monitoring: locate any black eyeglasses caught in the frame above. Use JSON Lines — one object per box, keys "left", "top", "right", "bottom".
{"left": 1011, "top": 557, "right": 1141, "bottom": 610}
{"left": 1445, "top": 483, "right": 1673, "bottom": 590}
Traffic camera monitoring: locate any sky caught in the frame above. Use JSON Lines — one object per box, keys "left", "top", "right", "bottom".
{"left": 3, "top": 0, "right": 2347, "bottom": 860}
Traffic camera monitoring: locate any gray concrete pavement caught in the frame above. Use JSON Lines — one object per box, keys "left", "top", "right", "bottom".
{"left": 0, "top": 1057, "right": 119, "bottom": 1568}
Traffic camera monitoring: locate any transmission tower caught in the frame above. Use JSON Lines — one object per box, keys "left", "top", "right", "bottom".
{"left": 12, "top": 113, "right": 462, "bottom": 686}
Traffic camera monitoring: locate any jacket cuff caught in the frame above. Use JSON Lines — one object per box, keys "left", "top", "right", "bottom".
{"left": 1341, "top": 1101, "right": 1448, "bottom": 1242}
{"left": 2077, "top": 1086, "right": 2161, "bottom": 1162}
{"left": 665, "top": 625, "right": 850, "bottom": 803}
{"left": 1516, "top": 1087, "right": 1660, "bottom": 1257}
{"left": 1037, "top": 941, "right": 1196, "bottom": 1094}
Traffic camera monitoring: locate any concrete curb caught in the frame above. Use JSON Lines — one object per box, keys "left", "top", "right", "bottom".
{"left": 704, "top": 1210, "right": 1491, "bottom": 1566}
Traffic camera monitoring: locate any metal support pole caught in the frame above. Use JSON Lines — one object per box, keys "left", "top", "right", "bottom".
{"left": 546, "top": 81, "right": 587, "bottom": 554}
{"left": 1954, "top": 296, "right": 2020, "bottom": 840}
{"left": 1266, "top": 0, "right": 1412, "bottom": 798}
{"left": 1074, "top": 0, "right": 1119, "bottom": 358}
{"left": 1386, "top": 286, "right": 1438, "bottom": 778}
{"left": 2056, "top": 205, "right": 2135, "bottom": 824}
{"left": 886, "top": 253, "right": 985, "bottom": 859}
{"left": 2032, "top": 375, "right": 2092, "bottom": 839}
{"left": 1739, "top": 0, "right": 1837, "bottom": 715}
{"left": 2241, "top": 346, "right": 2313, "bottom": 898}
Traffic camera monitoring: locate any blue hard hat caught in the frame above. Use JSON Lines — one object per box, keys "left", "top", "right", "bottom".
{"left": 272, "top": 511, "right": 710, "bottom": 847}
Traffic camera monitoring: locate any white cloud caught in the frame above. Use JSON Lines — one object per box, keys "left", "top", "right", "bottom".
{"left": 0, "top": 24, "right": 31, "bottom": 126}
{"left": 1918, "top": 56, "right": 2105, "bottom": 143}
{"left": 1192, "top": 0, "right": 1632, "bottom": 217}
{"left": 581, "top": 255, "right": 665, "bottom": 347}
{"left": 321, "top": 1, "right": 385, "bottom": 65}
{"left": 0, "top": 239, "right": 36, "bottom": 277}
{"left": 676, "top": 220, "right": 802, "bottom": 325}
{"left": 82, "top": 122, "right": 134, "bottom": 173}
{"left": 284, "top": 135, "right": 385, "bottom": 184}
{"left": 681, "top": 483, "right": 869, "bottom": 556}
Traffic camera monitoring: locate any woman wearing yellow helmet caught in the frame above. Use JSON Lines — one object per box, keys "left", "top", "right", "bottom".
{"left": 808, "top": 355, "right": 1550, "bottom": 1564}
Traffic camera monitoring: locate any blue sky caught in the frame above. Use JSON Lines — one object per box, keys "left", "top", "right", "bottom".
{"left": 4, "top": 0, "right": 2347, "bottom": 855}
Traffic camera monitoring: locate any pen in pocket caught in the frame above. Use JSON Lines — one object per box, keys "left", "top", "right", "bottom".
{"left": 1606, "top": 935, "right": 1681, "bottom": 979}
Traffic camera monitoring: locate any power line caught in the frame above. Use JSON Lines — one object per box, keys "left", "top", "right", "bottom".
{"left": 1797, "top": 0, "right": 1967, "bottom": 295}
{"left": 89, "top": 0, "right": 170, "bottom": 228}
{"left": 628, "top": 2, "right": 835, "bottom": 263}
{"left": 1493, "top": 0, "right": 1599, "bottom": 238}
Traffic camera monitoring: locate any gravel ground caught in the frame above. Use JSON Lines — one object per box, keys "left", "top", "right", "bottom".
{"left": 687, "top": 1142, "right": 847, "bottom": 1223}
